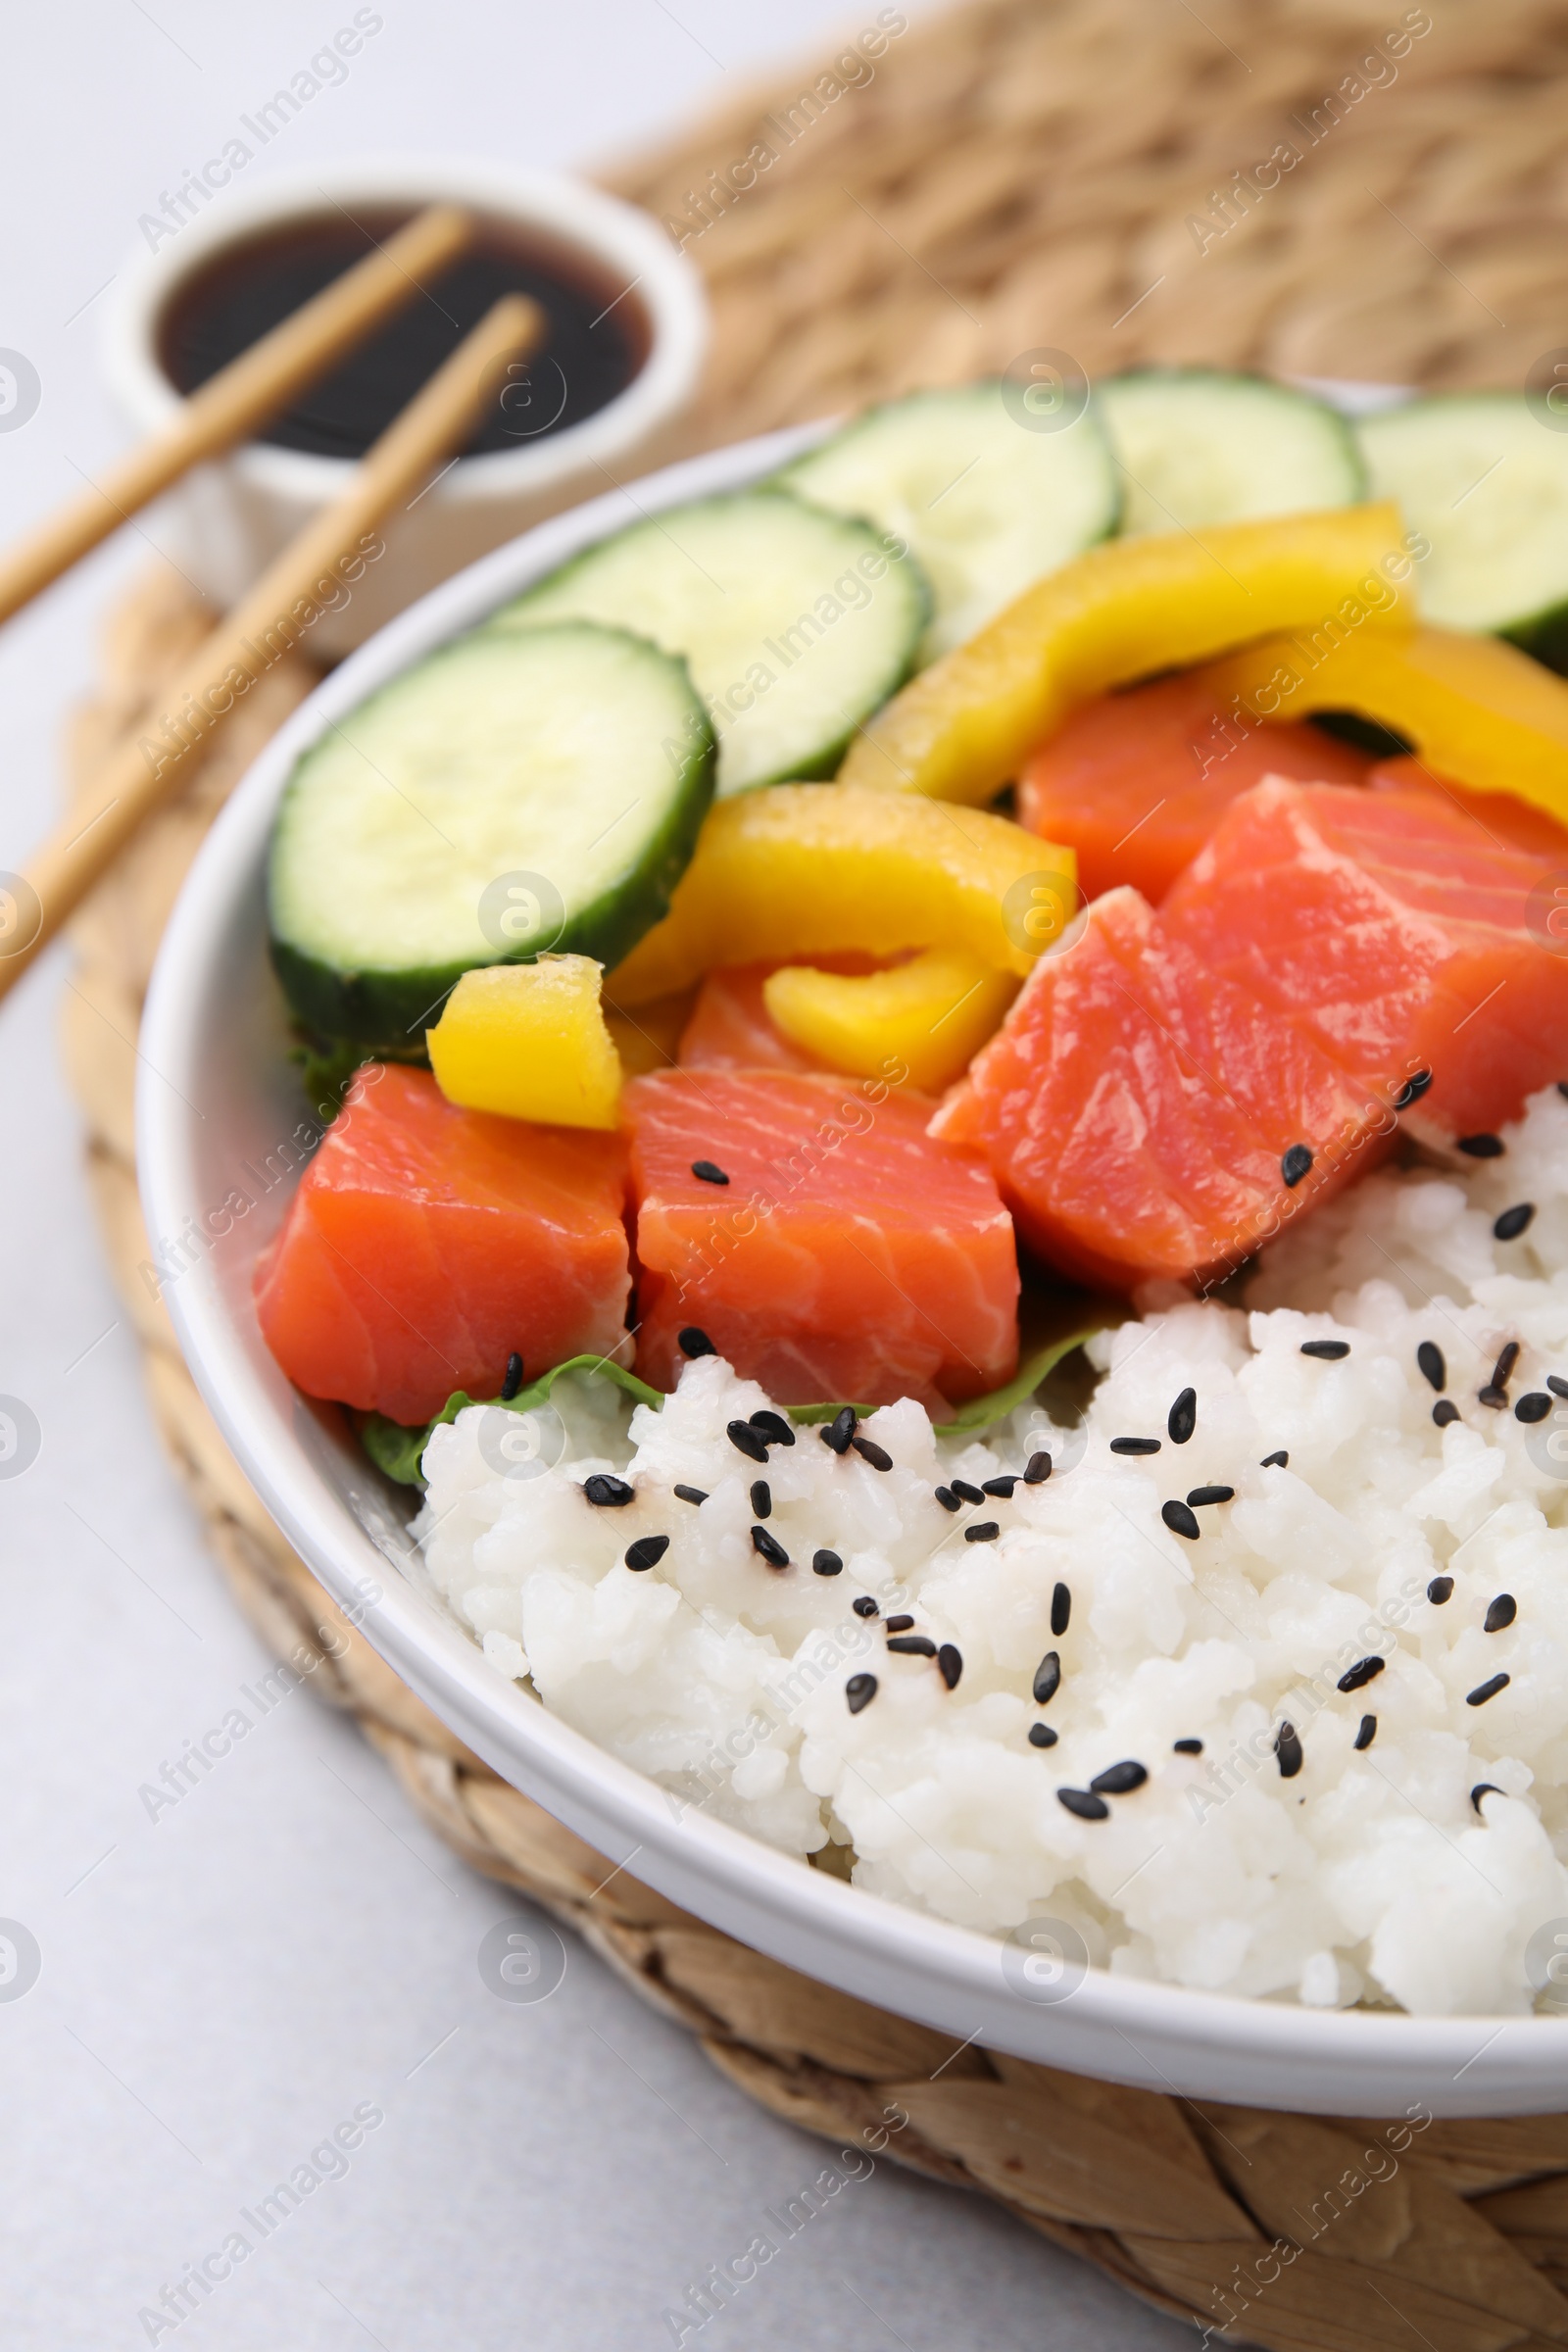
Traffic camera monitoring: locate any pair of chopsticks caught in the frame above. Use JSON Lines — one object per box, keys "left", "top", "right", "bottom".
{"left": 0, "top": 203, "right": 545, "bottom": 1003}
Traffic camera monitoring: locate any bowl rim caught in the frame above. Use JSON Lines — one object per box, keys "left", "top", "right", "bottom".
{"left": 101, "top": 151, "right": 709, "bottom": 508}
{"left": 137, "top": 410, "right": 1568, "bottom": 2117}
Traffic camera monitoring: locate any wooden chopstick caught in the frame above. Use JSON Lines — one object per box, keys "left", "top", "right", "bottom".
{"left": 0, "top": 202, "right": 475, "bottom": 632}
{"left": 0, "top": 292, "right": 544, "bottom": 1003}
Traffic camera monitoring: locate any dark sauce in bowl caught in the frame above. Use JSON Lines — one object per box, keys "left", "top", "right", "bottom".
{"left": 158, "top": 207, "right": 648, "bottom": 460}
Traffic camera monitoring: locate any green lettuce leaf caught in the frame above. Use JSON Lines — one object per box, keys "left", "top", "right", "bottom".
{"left": 931, "top": 1327, "right": 1102, "bottom": 1436}
{"left": 783, "top": 1323, "right": 1107, "bottom": 1439}
{"left": 360, "top": 1353, "right": 663, "bottom": 1491}
{"left": 784, "top": 1399, "right": 874, "bottom": 1426}
{"left": 364, "top": 1314, "right": 1111, "bottom": 1491}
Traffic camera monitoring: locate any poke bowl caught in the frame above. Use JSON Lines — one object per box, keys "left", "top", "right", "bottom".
{"left": 138, "top": 374, "right": 1568, "bottom": 2117}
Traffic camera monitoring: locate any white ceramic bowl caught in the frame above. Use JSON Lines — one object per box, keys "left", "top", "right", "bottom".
{"left": 138, "top": 422, "right": 1568, "bottom": 2119}
{"left": 103, "top": 155, "right": 708, "bottom": 654}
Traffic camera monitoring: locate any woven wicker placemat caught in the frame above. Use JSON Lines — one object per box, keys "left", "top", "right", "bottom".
{"left": 59, "top": 4, "right": 1568, "bottom": 2344}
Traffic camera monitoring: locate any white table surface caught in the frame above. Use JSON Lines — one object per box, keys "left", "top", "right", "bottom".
{"left": 0, "top": 6, "right": 1190, "bottom": 2343}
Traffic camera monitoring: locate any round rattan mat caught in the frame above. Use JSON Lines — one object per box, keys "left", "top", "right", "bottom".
{"left": 60, "top": 4, "right": 1568, "bottom": 2343}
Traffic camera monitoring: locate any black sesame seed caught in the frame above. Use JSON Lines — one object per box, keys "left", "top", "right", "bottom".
{"left": 812, "top": 1548, "right": 843, "bottom": 1577}
{"left": 624, "top": 1535, "right": 670, "bottom": 1572}
{"left": 726, "top": 1419, "right": 770, "bottom": 1463}
{"left": 1516, "top": 1393, "right": 1552, "bottom": 1424}
{"left": 1162, "top": 1499, "right": 1200, "bottom": 1541}
{"left": 1494, "top": 1203, "right": 1536, "bottom": 1243}
{"left": 852, "top": 1595, "right": 879, "bottom": 1618}
{"left": 1260, "top": 1449, "right": 1289, "bottom": 1468}
{"left": 691, "top": 1159, "right": 730, "bottom": 1185}
{"left": 853, "top": 1436, "right": 894, "bottom": 1472}
{"left": 1110, "top": 1435, "right": 1160, "bottom": 1454}
{"left": 673, "top": 1484, "right": 709, "bottom": 1506}
{"left": 885, "top": 1613, "right": 914, "bottom": 1633}
{"left": 933, "top": 1486, "right": 961, "bottom": 1512}
{"left": 1057, "top": 1788, "right": 1110, "bottom": 1821}
{"left": 820, "top": 1405, "right": 858, "bottom": 1455}
{"left": 951, "top": 1479, "right": 985, "bottom": 1505}
{"left": 1494, "top": 1342, "right": 1521, "bottom": 1389}
{"left": 1433, "top": 1400, "right": 1460, "bottom": 1428}
{"left": 1478, "top": 1387, "right": 1506, "bottom": 1410}
{"left": 1300, "top": 1339, "right": 1349, "bottom": 1360}
{"left": 1393, "top": 1068, "right": 1433, "bottom": 1109}
{"left": 1028, "top": 1722, "right": 1058, "bottom": 1748}
{"left": 1416, "top": 1341, "right": 1446, "bottom": 1393}
{"left": 1427, "top": 1575, "right": 1453, "bottom": 1604}
{"left": 846, "top": 1674, "right": 877, "bottom": 1715}
{"left": 1338, "top": 1655, "right": 1386, "bottom": 1694}
{"left": 1354, "top": 1714, "right": 1377, "bottom": 1751}
{"left": 678, "top": 1326, "right": 715, "bottom": 1357}
{"left": 751, "top": 1526, "right": 789, "bottom": 1568}
{"left": 982, "top": 1475, "right": 1018, "bottom": 1498}
{"left": 887, "top": 1635, "right": 937, "bottom": 1657}
{"left": 1275, "top": 1721, "right": 1303, "bottom": 1778}
{"left": 938, "top": 1643, "right": 963, "bottom": 1690}
{"left": 1466, "top": 1672, "right": 1510, "bottom": 1707}
{"left": 1471, "top": 1783, "right": 1503, "bottom": 1813}
{"left": 584, "top": 1474, "right": 634, "bottom": 1507}
{"left": 1051, "top": 1582, "right": 1071, "bottom": 1637}
{"left": 1485, "top": 1592, "right": 1517, "bottom": 1632}
{"left": 1032, "top": 1651, "right": 1061, "bottom": 1705}
{"left": 1457, "top": 1133, "right": 1504, "bottom": 1158}
{"left": 1089, "top": 1760, "right": 1148, "bottom": 1796}
{"left": 500, "top": 1351, "right": 524, "bottom": 1401}
{"left": 964, "top": 1522, "right": 1001, "bottom": 1544}
{"left": 1023, "top": 1450, "right": 1053, "bottom": 1484}
{"left": 750, "top": 1480, "right": 771, "bottom": 1519}
{"left": 1174, "top": 1738, "right": 1203, "bottom": 1755}
{"left": 1167, "top": 1388, "right": 1197, "bottom": 1446}
{"left": 749, "top": 1409, "right": 795, "bottom": 1447}
{"left": 1560, "top": 1083, "right": 1568, "bottom": 1102}
{"left": 1281, "top": 1144, "right": 1313, "bottom": 1188}
{"left": 1186, "top": 1485, "right": 1235, "bottom": 1507}
{"left": 1549, "top": 1376, "right": 1568, "bottom": 1401}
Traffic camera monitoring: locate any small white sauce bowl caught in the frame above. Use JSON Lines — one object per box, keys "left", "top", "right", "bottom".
{"left": 102, "top": 153, "right": 709, "bottom": 654}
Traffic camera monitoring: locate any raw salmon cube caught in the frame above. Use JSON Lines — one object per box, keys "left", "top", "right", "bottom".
{"left": 931, "top": 887, "right": 1385, "bottom": 1293}
{"left": 676, "top": 956, "right": 888, "bottom": 1074}
{"left": 254, "top": 1065, "right": 630, "bottom": 1425}
{"left": 1017, "top": 671, "right": 1370, "bottom": 904}
{"left": 676, "top": 965, "right": 826, "bottom": 1073}
{"left": 1161, "top": 778, "right": 1568, "bottom": 1139}
{"left": 623, "top": 1068, "right": 1018, "bottom": 1411}
{"left": 1367, "top": 756, "right": 1568, "bottom": 864}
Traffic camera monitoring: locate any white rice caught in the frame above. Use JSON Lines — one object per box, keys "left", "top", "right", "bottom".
{"left": 417, "top": 1085, "right": 1568, "bottom": 2017}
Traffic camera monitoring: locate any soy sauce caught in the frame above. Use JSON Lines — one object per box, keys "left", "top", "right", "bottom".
{"left": 158, "top": 208, "right": 647, "bottom": 459}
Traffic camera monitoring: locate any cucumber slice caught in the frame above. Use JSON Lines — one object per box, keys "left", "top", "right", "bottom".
{"left": 268, "top": 623, "right": 714, "bottom": 1050}
{"left": 1356, "top": 394, "right": 1568, "bottom": 666}
{"left": 487, "top": 491, "right": 928, "bottom": 797}
{"left": 1097, "top": 368, "right": 1365, "bottom": 537}
{"left": 777, "top": 384, "right": 1119, "bottom": 656}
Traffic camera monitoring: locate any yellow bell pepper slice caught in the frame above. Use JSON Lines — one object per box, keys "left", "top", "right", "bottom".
{"left": 838, "top": 502, "right": 1416, "bottom": 805}
{"left": 1186, "top": 626, "right": 1568, "bottom": 824}
{"left": 763, "top": 949, "right": 1019, "bottom": 1094}
{"left": 426, "top": 956, "right": 621, "bottom": 1128}
{"left": 608, "top": 784, "right": 1074, "bottom": 1004}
